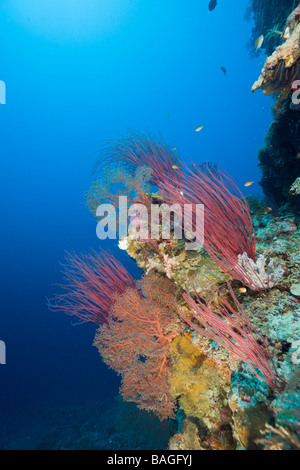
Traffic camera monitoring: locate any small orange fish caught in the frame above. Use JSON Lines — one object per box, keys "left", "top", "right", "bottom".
{"left": 244, "top": 181, "right": 254, "bottom": 187}
{"left": 265, "top": 207, "right": 272, "bottom": 214}
{"left": 195, "top": 125, "right": 204, "bottom": 132}
{"left": 172, "top": 147, "right": 177, "bottom": 151}
{"left": 296, "top": 152, "right": 300, "bottom": 159}
{"left": 239, "top": 288, "right": 247, "bottom": 294}
{"left": 172, "top": 165, "right": 180, "bottom": 170}
{"left": 206, "top": 358, "right": 215, "bottom": 367}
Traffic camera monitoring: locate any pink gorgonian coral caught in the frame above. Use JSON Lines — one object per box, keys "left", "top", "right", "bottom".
{"left": 178, "top": 277, "right": 285, "bottom": 390}
{"left": 160, "top": 163, "right": 279, "bottom": 290}
{"left": 92, "top": 129, "right": 183, "bottom": 188}
{"left": 48, "top": 250, "right": 136, "bottom": 324}
{"left": 94, "top": 274, "right": 178, "bottom": 421}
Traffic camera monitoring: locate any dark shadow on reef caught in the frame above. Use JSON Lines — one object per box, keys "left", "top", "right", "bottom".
{"left": 258, "top": 104, "right": 300, "bottom": 208}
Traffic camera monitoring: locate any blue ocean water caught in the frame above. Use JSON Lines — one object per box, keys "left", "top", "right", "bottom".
{"left": 0, "top": 0, "right": 273, "bottom": 449}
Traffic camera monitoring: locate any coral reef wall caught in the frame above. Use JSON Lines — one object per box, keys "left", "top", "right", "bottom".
{"left": 249, "top": 2, "right": 300, "bottom": 209}
{"left": 51, "top": 4, "right": 300, "bottom": 451}
{"left": 52, "top": 127, "right": 300, "bottom": 450}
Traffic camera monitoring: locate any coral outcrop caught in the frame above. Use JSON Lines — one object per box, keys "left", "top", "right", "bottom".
{"left": 252, "top": 6, "right": 300, "bottom": 98}
{"left": 249, "top": 3, "right": 300, "bottom": 209}
{"left": 53, "top": 128, "right": 300, "bottom": 450}
{"left": 92, "top": 133, "right": 300, "bottom": 449}
{"left": 246, "top": 0, "right": 297, "bottom": 57}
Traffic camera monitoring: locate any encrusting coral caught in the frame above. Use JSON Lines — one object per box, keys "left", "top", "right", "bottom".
{"left": 168, "top": 334, "right": 235, "bottom": 450}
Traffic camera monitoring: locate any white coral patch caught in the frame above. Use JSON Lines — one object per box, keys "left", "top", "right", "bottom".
{"left": 118, "top": 237, "right": 129, "bottom": 251}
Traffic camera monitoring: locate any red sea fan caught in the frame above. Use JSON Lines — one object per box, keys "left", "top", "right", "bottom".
{"left": 85, "top": 165, "right": 152, "bottom": 222}
{"left": 92, "top": 130, "right": 182, "bottom": 188}
{"left": 94, "top": 274, "right": 178, "bottom": 421}
{"left": 178, "top": 277, "right": 285, "bottom": 390}
{"left": 48, "top": 250, "right": 136, "bottom": 324}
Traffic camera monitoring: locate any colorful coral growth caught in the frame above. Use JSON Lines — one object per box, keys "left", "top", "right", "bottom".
{"left": 168, "top": 333, "right": 235, "bottom": 449}
{"left": 85, "top": 165, "right": 152, "bottom": 223}
{"left": 178, "top": 279, "right": 284, "bottom": 390}
{"left": 48, "top": 250, "right": 136, "bottom": 324}
{"left": 252, "top": 13, "right": 300, "bottom": 96}
{"left": 91, "top": 130, "right": 182, "bottom": 188}
{"left": 52, "top": 120, "right": 300, "bottom": 449}
{"left": 160, "top": 163, "right": 276, "bottom": 290}
{"left": 94, "top": 274, "right": 179, "bottom": 421}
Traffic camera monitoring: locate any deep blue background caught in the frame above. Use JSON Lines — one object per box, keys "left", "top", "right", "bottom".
{"left": 0, "top": 0, "right": 272, "bottom": 434}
